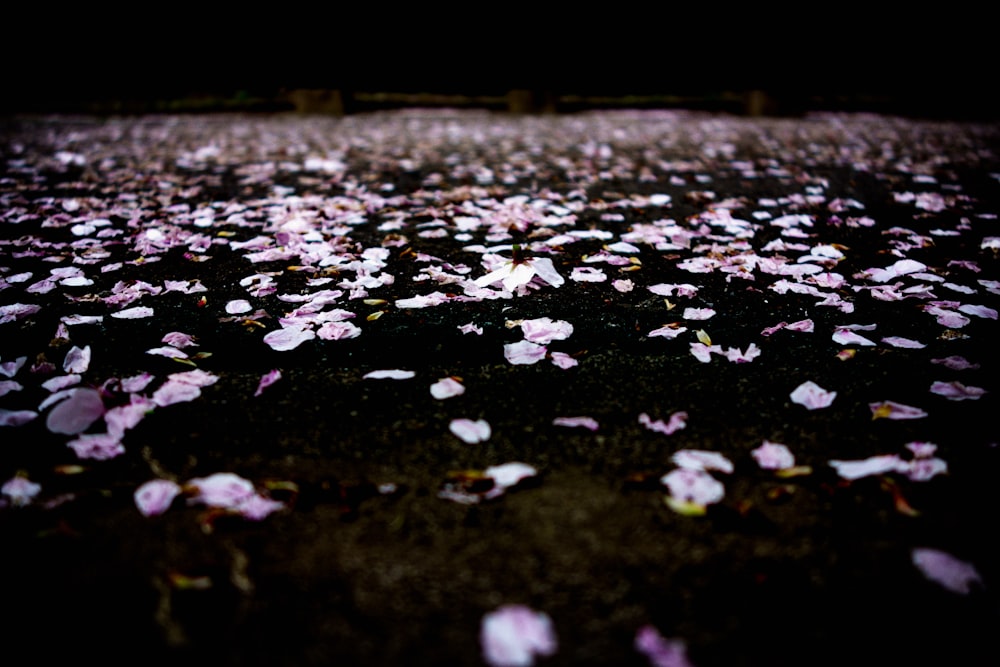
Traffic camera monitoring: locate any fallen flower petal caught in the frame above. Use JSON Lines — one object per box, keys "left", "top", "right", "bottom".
{"left": 869, "top": 400, "right": 928, "bottom": 420}
{"left": 45, "top": 387, "right": 105, "bottom": 434}
{"left": 881, "top": 336, "right": 925, "bottom": 349}
{"left": 186, "top": 472, "right": 256, "bottom": 508}
{"left": 449, "top": 418, "right": 491, "bottom": 444}
{"left": 0, "top": 409, "right": 37, "bottom": 427}
{"left": 430, "top": 377, "right": 465, "bottom": 399}
{"left": 661, "top": 468, "right": 725, "bottom": 506}
{"left": 549, "top": 352, "right": 578, "bottom": 369}
{"left": 504, "top": 340, "right": 548, "bottom": 365}
{"left": 1, "top": 475, "right": 41, "bottom": 507}
{"left": 263, "top": 325, "right": 316, "bottom": 351}
{"left": 930, "top": 355, "right": 980, "bottom": 370}
{"left": 134, "top": 479, "right": 182, "bottom": 517}
{"left": 485, "top": 462, "right": 538, "bottom": 490}
{"left": 481, "top": 604, "right": 558, "bottom": 667}
{"left": 519, "top": 317, "right": 573, "bottom": 344}
{"left": 363, "top": 369, "right": 415, "bottom": 380}
{"left": 930, "top": 380, "right": 987, "bottom": 400}
{"left": 829, "top": 455, "right": 907, "bottom": 480}
{"left": 790, "top": 381, "right": 836, "bottom": 410}
{"left": 752, "top": 441, "right": 796, "bottom": 470}
{"left": 912, "top": 547, "right": 983, "bottom": 594}
{"left": 110, "top": 306, "right": 154, "bottom": 319}
{"left": 552, "top": 416, "right": 599, "bottom": 431}
{"left": 634, "top": 625, "right": 695, "bottom": 667}
{"left": 254, "top": 369, "right": 282, "bottom": 396}
{"left": 639, "top": 411, "right": 688, "bottom": 435}
{"left": 671, "top": 449, "right": 734, "bottom": 473}
{"left": 66, "top": 432, "right": 125, "bottom": 460}
{"left": 62, "top": 345, "right": 91, "bottom": 373}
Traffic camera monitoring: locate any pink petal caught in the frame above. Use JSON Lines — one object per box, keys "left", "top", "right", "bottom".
{"left": 682, "top": 307, "right": 715, "bottom": 320}
{"left": 263, "top": 325, "right": 315, "bottom": 351}
{"left": 881, "top": 336, "right": 925, "bottom": 349}
{"left": 930, "top": 355, "right": 979, "bottom": 370}
{"left": 671, "top": 449, "right": 734, "bottom": 473}
{"left": 829, "top": 455, "right": 907, "bottom": 480}
{"left": 449, "top": 418, "right": 492, "bottom": 444}
{"left": 62, "top": 345, "right": 91, "bottom": 373}
{"left": 0, "top": 409, "right": 38, "bottom": 426}
{"left": 134, "top": 479, "right": 182, "bottom": 517}
{"left": 236, "top": 493, "right": 285, "bottom": 520}
{"left": 186, "top": 472, "right": 256, "bottom": 509}
{"left": 639, "top": 411, "right": 688, "bottom": 435}
{"left": 2, "top": 476, "right": 41, "bottom": 506}
{"left": 869, "top": 400, "right": 928, "bottom": 420}
{"left": 110, "top": 306, "right": 154, "bottom": 319}
{"left": 751, "top": 441, "right": 796, "bottom": 470}
{"left": 151, "top": 379, "right": 202, "bottom": 407}
{"left": 363, "top": 369, "right": 415, "bottom": 380}
{"left": 430, "top": 377, "right": 465, "bottom": 400}
{"left": 484, "top": 462, "right": 537, "bottom": 489}
{"left": 552, "top": 416, "right": 599, "bottom": 431}
{"left": 520, "top": 317, "right": 573, "bottom": 344}
{"left": 481, "top": 605, "right": 557, "bottom": 667}
{"left": 832, "top": 329, "right": 876, "bottom": 346}
{"left": 504, "top": 340, "right": 548, "bottom": 365}
{"left": 45, "top": 387, "right": 105, "bottom": 434}
{"left": 912, "top": 548, "right": 983, "bottom": 594}
{"left": 930, "top": 380, "right": 987, "bottom": 400}
{"left": 254, "top": 369, "right": 282, "bottom": 396}
{"left": 790, "top": 381, "right": 837, "bottom": 409}
{"left": 570, "top": 266, "right": 607, "bottom": 282}
{"left": 634, "top": 625, "right": 695, "bottom": 667}
{"left": 66, "top": 432, "right": 125, "bottom": 460}
{"left": 660, "top": 468, "right": 725, "bottom": 505}
{"left": 549, "top": 352, "right": 578, "bottom": 369}
{"left": 161, "top": 331, "right": 199, "bottom": 348}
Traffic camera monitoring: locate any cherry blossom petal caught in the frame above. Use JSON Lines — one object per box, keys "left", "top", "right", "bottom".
{"left": 832, "top": 329, "right": 876, "bottom": 346}
{"left": 485, "top": 462, "right": 538, "bottom": 489}
{"left": 881, "top": 336, "right": 925, "bottom": 349}
{"left": 660, "top": 468, "right": 725, "bottom": 506}
{"left": 186, "top": 472, "right": 256, "bottom": 508}
{"left": 110, "top": 306, "right": 154, "bottom": 319}
{"left": 671, "top": 449, "right": 734, "bottom": 473}
{"left": 62, "top": 345, "right": 91, "bottom": 373}
{"left": 829, "top": 455, "right": 907, "bottom": 480}
{"left": 316, "top": 321, "right": 362, "bottom": 340}
{"left": 363, "top": 369, "right": 415, "bottom": 380}
{"left": 236, "top": 493, "right": 285, "bottom": 520}
{"left": 225, "top": 299, "right": 253, "bottom": 314}
{"left": 639, "top": 411, "right": 687, "bottom": 435}
{"left": 151, "top": 379, "right": 202, "bottom": 407}
{"left": 789, "top": 381, "right": 837, "bottom": 409}
{"left": 649, "top": 325, "right": 687, "bottom": 339}
{"left": 570, "top": 266, "right": 607, "bottom": 282}
{"left": 682, "top": 307, "right": 715, "bottom": 320}
{"left": 430, "top": 377, "right": 465, "bottom": 399}
{"left": 480, "top": 604, "right": 557, "bottom": 667}
{"left": 254, "top": 369, "right": 282, "bottom": 396}
{"left": 263, "top": 325, "right": 316, "bottom": 351}
{"left": 634, "top": 625, "right": 695, "bottom": 667}
{"left": 67, "top": 432, "right": 125, "bottom": 460}
{"left": 161, "top": 331, "right": 198, "bottom": 348}
{"left": 520, "top": 317, "right": 574, "bottom": 344}
{"left": 0, "top": 409, "right": 38, "bottom": 426}
{"left": 504, "top": 340, "right": 547, "bottom": 365}
{"left": 45, "top": 387, "right": 105, "bottom": 434}
{"left": 134, "top": 479, "right": 183, "bottom": 517}
{"left": 958, "top": 303, "right": 998, "bottom": 320}
{"left": 1, "top": 475, "right": 41, "bottom": 507}
{"left": 912, "top": 548, "right": 983, "bottom": 594}
{"left": 930, "top": 355, "right": 980, "bottom": 370}
{"left": 869, "top": 400, "right": 927, "bottom": 420}
{"left": 449, "top": 418, "right": 491, "bottom": 444}
{"left": 552, "top": 416, "right": 599, "bottom": 431}
{"left": 549, "top": 352, "right": 578, "bottom": 369}
{"left": 751, "top": 441, "right": 796, "bottom": 470}
{"left": 930, "top": 380, "right": 987, "bottom": 400}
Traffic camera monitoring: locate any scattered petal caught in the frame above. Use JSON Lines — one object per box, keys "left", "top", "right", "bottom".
{"left": 790, "top": 381, "right": 836, "bottom": 410}
{"left": 504, "top": 340, "right": 548, "bottom": 365}
{"left": 430, "top": 377, "right": 465, "bottom": 399}
{"left": 2, "top": 475, "right": 41, "bottom": 507}
{"left": 751, "top": 441, "right": 796, "bottom": 470}
{"left": 912, "top": 548, "right": 983, "bottom": 594}
{"left": 869, "top": 400, "right": 927, "bottom": 420}
{"left": 45, "top": 387, "right": 105, "bottom": 435}
{"left": 930, "top": 380, "right": 987, "bottom": 400}
{"left": 552, "top": 416, "right": 599, "bottom": 431}
{"left": 639, "top": 411, "right": 688, "bottom": 435}
{"left": 634, "top": 625, "right": 695, "bottom": 667}
{"left": 134, "top": 479, "right": 183, "bottom": 517}
{"left": 661, "top": 468, "right": 725, "bottom": 506}
{"left": 254, "top": 369, "right": 282, "bottom": 396}
{"left": 363, "top": 369, "right": 415, "bottom": 380}
{"left": 481, "top": 604, "right": 558, "bottom": 667}
{"left": 449, "top": 418, "right": 491, "bottom": 444}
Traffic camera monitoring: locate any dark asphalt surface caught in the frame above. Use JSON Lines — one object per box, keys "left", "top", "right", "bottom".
{"left": 2, "top": 110, "right": 999, "bottom": 666}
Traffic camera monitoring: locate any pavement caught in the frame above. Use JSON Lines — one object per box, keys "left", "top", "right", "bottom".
{"left": 2, "top": 109, "right": 999, "bottom": 666}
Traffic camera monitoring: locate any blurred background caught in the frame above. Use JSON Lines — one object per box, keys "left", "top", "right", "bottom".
{"left": 2, "top": 8, "right": 995, "bottom": 120}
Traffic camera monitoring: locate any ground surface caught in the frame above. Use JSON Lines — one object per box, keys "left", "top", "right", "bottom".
{"left": 2, "top": 110, "right": 999, "bottom": 666}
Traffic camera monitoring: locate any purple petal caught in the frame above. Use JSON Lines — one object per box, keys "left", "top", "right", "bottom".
{"left": 481, "top": 604, "right": 557, "bottom": 667}
{"left": 45, "top": 387, "right": 105, "bottom": 435}
{"left": 504, "top": 340, "right": 548, "bottom": 365}
{"left": 449, "top": 418, "right": 491, "bottom": 444}
{"left": 790, "top": 381, "right": 837, "bottom": 410}
{"left": 430, "top": 377, "right": 465, "bottom": 400}
{"left": 254, "top": 369, "right": 282, "bottom": 396}
{"left": 552, "top": 416, "right": 599, "bottom": 431}
{"left": 134, "top": 479, "right": 182, "bottom": 516}
{"left": 634, "top": 625, "right": 695, "bottom": 667}
{"left": 186, "top": 472, "right": 256, "bottom": 509}
{"left": 912, "top": 548, "right": 983, "bottom": 594}
{"left": 66, "top": 432, "right": 125, "bottom": 460}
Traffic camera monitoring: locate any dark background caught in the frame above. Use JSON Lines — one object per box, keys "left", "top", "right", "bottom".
{"left": 3, "top": 9, "right": 995, "bottom": 119}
